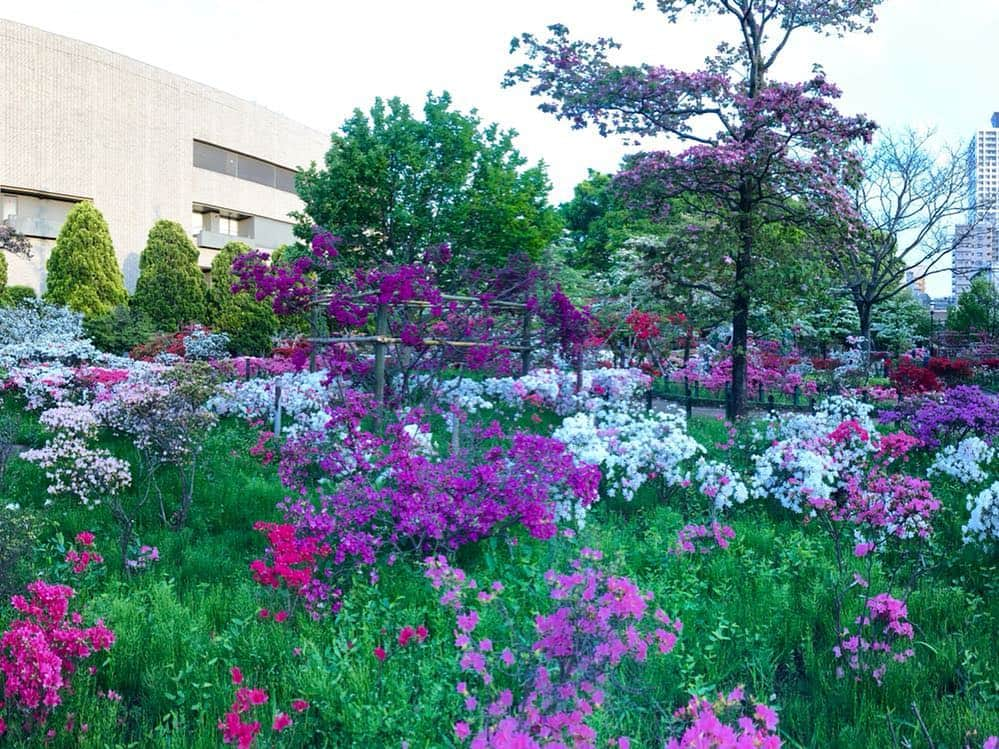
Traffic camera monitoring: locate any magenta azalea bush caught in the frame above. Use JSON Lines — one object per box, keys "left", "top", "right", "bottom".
{"left": 0, "top": 580, "right": 114, "bottom": 732}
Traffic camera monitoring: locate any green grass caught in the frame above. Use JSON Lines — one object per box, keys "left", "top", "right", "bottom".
{"left": 0, "top": 399, "right": 996, "bottom": 748}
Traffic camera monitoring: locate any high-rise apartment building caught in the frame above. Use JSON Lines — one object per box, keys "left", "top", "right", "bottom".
{"left": 953, "top": 113, "right": 999, "bottom": 297}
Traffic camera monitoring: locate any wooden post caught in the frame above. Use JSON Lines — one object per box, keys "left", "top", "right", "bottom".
{"left": 757, "top": 382, "right": 764, "bottom": 403}
{"left": 793, "top": 385, "right": 800, "bottom": 407}
{"left": 520, "top": 305, "right": 532, "bottom": 376}
{"left": 309, "top": 304, "right": 319, "bottom": 373}
{"left": 451, "top": 418, "right": 460, "bottom": 455}
{"left": 273, "top": 385, "right": 283, "bottom": 435}
{"left": 374, "top": 303, "right": 389, "bottom": 403}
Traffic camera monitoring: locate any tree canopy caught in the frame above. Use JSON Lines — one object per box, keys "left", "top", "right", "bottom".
{"left": 294, "top": 92, "right": 562, "bottom": 276}
{"left": 948, "top": 276, "right": 999, "bottom": 338}
{"left": 506, "top": 1, "right": 881, "bottom": 415}
{"left": 132, "top": 220, "right": 207, "bottom": 331}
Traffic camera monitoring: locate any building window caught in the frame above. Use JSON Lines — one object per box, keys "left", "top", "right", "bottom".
{"left": 1, "top": 196, "right": 16, "bottom": 222}
{"left": 218, "top": 215, "right": 239, "bottom": 236}
{"left": 192, "top": 140, "right": 298, "bottom": 193}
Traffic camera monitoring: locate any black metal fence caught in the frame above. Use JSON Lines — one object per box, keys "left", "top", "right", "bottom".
{"left": 648, "top": 378, "right": 819, "bottom": 417}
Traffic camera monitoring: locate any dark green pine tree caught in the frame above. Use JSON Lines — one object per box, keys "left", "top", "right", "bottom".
{"left": 132, "top": 220, "right": 207, "bottom": 331}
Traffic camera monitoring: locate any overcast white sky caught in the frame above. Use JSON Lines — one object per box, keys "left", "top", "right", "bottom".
{"left": 4, "top": 0, "right": 998, "bottom": 294}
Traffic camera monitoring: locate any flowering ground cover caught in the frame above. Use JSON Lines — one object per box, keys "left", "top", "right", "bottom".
{"left": 1, "top": 379, "right": 997, "bottom": 748}
{"left": 0, "top": 298, "right": 996, "bottom": 747}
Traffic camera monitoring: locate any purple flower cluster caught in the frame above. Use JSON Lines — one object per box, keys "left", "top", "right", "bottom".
{"left": 266, "top": 393, "right": 599, "bottom": 612}
{"left": 426, "top": 550, "right": 682, "bottom": 748}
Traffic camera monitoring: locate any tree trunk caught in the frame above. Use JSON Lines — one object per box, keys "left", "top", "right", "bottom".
{"left": 729, "top": 201, "right": 754, "bottom": 419}
{"left": 856, "top": 300, "right": 873, "bottom": 372}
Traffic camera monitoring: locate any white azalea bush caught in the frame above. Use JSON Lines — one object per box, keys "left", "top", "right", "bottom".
{"left": 414, "top": 367, "right": 651, "bottom": 420}
{"left": 552, "top": 403, "right": 702, "bottom": 503}
{"left": 963, "top": 481, "right": 999, "bottom": 547}
{"left": 928, "top": 437, "right": 996, "bottom": 485}
{"left": 694, "top": 458, "right": 750, "bottom": 512}
{"left": 208, "top": 369, "right": 342, "bottom": 434}
{"left": 20, "top": 402, "right": 131, "bottom": 509}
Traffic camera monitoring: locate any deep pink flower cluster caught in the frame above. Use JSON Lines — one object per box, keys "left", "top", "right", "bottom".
{"left": 426, "top": 550, "right": 681, "bottom": 748}
{"left": 834, "top": 593, "right": 915, "bottom": 685}
{"left": 64, "top": 531, "right": 104, "bottom": 574}
{"left": 219, "top": 666, "right": 308, "bottom": 748}
{"left": 0, "top": 581, "right": 114, "bottom": 725}
{"left": 250, "top": 522, "right": 333, "bottom": 613}
{"left": 667, "top": 687, "right": 782, "bottom": 748}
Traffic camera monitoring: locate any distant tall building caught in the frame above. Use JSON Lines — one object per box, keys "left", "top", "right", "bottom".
{"left": 952, "top": 113, "right": 999, "bottom": 297}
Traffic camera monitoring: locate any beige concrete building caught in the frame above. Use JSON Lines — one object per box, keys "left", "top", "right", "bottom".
{"left": 0, "top": 19, "right": 328, "bottom": 292}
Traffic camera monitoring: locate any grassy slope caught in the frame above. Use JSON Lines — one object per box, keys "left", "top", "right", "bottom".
{"left": 0, "top": 397, "right": 996, "bottom": 748}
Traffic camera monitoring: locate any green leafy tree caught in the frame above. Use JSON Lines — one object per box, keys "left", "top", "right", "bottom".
{"left": 132, "top": 220, "right": 207, "bottom": 331}
{"left": 560, "top": 170, "right": 671, "bottom": 273}
{"left": 948, "top": 275, "right": 999, "bottom": 337}
{"left": 294, "top": 92, "right": 562, "bottom": 276}
{"left": 44, "top": 202, "right": 127, "bottom": 316}
{"left": 208, "top": 241, "right": 277, "bottom": 355}
{"left": 82, "top": 304, "right": 155, "bottom": 355}
{"left": 871, "top": 288, "right": 933, "bottom": 354}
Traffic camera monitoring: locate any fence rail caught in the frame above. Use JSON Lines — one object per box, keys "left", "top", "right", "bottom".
{"left": 649, "top": 378, "right": 818, "bottom": 417}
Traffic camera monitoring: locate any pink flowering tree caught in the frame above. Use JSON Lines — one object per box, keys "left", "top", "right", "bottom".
{"left": 505, "top": 1, "right": 882, "bottom": 416}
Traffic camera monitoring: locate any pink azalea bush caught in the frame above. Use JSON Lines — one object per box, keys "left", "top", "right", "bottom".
{"left": 426, "top": 549, "right": 682, "bottom": 748}
{"left": 667, "top": 687, "right": 782, "bottom": 748}
{"left": 0, "top": 581, "right": 114, "bottom": 732}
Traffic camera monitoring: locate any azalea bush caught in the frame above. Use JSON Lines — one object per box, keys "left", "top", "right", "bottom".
{"left": 426, "top": 549, "right": 684, "bottom": 748}
{"left": 552, "top": 402, "right": 702, "bottom": 504}
{"left": 670, "top": 338, "right": 817, "bottom": 397}
{"left": 964, "top": 481, "right": 999, "bottom": 548}
{"left": 752, "top": 410, "right": 940, "bottom": 682}
{"left": 256, "top": 393, "right": 599, "bottom": 616}
{"left": 0, "top": 580, "right": 114, "bottom": 737}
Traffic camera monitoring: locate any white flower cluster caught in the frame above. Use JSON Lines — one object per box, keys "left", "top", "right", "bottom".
{"left": 21, "top": 434, "right": 131, "bottom": 509}
{"left": 417, "top": 367, "right": 652, "bottom": 421}
{"left": 751, "top": 437, "right": 841, "bottom": 513}
{"left": 38, "top": 403, "right": 99, "bottom": 435}
{"left": 208, "top": 369, "right": 339, "bottom": 433}
{"left": 766, "top": 396, "right": 876, "bottom": 443}
{"left": 694, "top": 458, "right": 749, "bottom": 512}
{"left": 0, "top": 299, "right": 83, "bottom": 345}
{"left": 963, "top": 481, "right": 999, "bottom": 546}
{"left": 552, "top": 402, "right": 702, "bottom": 503}
{"left": 21, "top": 401, "right": 132, "bottom": 509}
{"left": 928, "top": 437, "right": 996, "bottom": 485}
{"left": 182, "top": 327, "right": 231, "bottom": 360}
{"left": 0, "top": 300, "right": 100, "bottom": 368}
